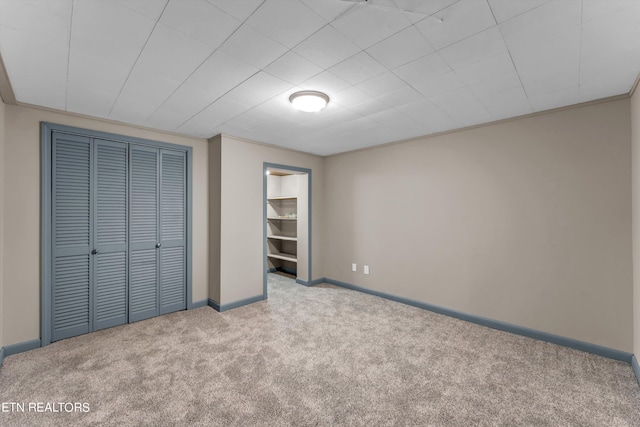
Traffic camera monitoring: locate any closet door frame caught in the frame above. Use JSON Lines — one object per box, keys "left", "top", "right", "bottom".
{"left": 41, "top": 122, "right": 193, "bottom": 346}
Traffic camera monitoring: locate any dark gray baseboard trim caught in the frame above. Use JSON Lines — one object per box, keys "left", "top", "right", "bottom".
{"left": 190, "top": 299, "right": 208, "bottom": 309}
{"left": 208, "top": 298, "right": 221, "bottom": 311}
{"left": 4, "top": 339, "right": 42, "bottom": 357}
{"left": 0, "top": 347, "right": 4, "bottom": 366}
{"left": 324, "top": 278, "right": 632, "bottom": 363}
{"left": 632, "top": 355, "right": 640, "bottom": 386}
{"left": 296, "top": 277, "right": 326, "bottom": 287}
{"left": 208, "top": 295, "right": 265, "bottom": 313}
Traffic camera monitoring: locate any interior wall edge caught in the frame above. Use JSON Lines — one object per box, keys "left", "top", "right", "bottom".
{"left": 324, "top": 278, "right": 633, "bottom": 363}
{"left": 632, "top": 355, "right": 640, "bottom": 386}
{"left": 0, "top": 51, "right": 16, "bottom": 105}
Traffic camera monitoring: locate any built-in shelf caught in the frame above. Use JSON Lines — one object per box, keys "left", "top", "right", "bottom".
{"left": 267, "top": 196, "right": 297, "bottom": 201}
{"left": 267, "top": 252, "right": 297, "bottom": 263}
{"left": 267, "top": 216, "right": 297, "bottom": 221}
{"left": 267, "top": 235, "right": 297, "bottom": 241}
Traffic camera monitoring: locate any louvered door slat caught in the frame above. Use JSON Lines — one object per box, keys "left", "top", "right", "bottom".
{"left": 52, "top": 133, "right": 92, "bottom": 341}
{"left": 159, "top": 150, "right": 186, "bottom": 314}
{"left": 129, "top": 146, "right": 159, "bottom": 322}
{"left": 93, "top": 140, "right": 128, "bottom": 330}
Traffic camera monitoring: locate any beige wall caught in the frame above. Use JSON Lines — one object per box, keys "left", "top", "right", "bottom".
{"left": 0, "top": 96, "right": 4, "bottom": 349}
{"left": 208, "top": 135, "right": 221, "bottom": 303}
{"left": 3, "top": 104, "right": 209, "bottom": 346}
{"left": 324, "top": 98, "right": 633, "bottom": 352}
{"left": 632, "top": 88, "right": 640, "bottom": 358}
{"left": 219, "top": 135, "right": 323, "bottom": 304}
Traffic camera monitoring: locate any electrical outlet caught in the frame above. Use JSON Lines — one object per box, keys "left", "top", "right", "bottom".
{"left": 352, "top": 263, "right": 357, "bottom": 272}
{"left": 364, "top": 265, "right": 370, "bottom": 275}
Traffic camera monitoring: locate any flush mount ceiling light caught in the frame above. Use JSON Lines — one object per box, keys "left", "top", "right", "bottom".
{"left": 289, "top": 91, "right": 329, "bottom": 113}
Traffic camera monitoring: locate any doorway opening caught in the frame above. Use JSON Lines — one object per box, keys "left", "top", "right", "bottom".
{"left": 263, "top": 163, "right": 312, "bottom": 297}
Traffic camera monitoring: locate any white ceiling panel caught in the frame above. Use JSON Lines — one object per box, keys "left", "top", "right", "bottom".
{"left": 366, "top": 25, "right": 433, "bottom": 69}
{"left": 219, "top": 24, "right": 288, "bottom": 69}
{"left": 300, "top": 70, "right": 351, "bottom": 94}
{"left": 145, "top": 51, "right": 258, "bottom": 129}
{"left": 478, "top": 86, "right": 532, "bottom": 119}
{"left": 498, "top": 0, "right": 581, "bottom": 48}
{"left": 331, "top": 4, "right": 412, "bottom": 49}
{"left": 117, "top": 0, "right": 168, "bottom": 21}
{"left": 160, "top": 0, "right": 240, "bottom": 49}
{"left": 299, "top": 0, "right": 354, "bottom": 20}
{"left": 223, "top": 108, "right": 279, "bottom": 130}
{"left": 356, "top": 72, "right": 407, "bottom": 98}
{"left": 179, "top": 97, "right": 249, "bottom": 135}
{"left": 429, "top": 87, "right": 492, "bottom": 126}
{"left": 453, "top": 51, "right": 515, "bottom": 86}
{"left": 395, "top": 99, "right": 459, "bottom": 131}
{"left": 348, "top": 98, "right": 388, "bottom": 116}
{"left": 292, "top": 24, "right": 360, "bottom": 69}
{"left": 246, "top": 0, "right": 326, "bottom": 49}
{"left": 0, "top": 0, "right": 72, "bottom": 110}
{"left": 66, "top": 1, "right": 156, "bottom": 117}
{"left": 366, "top": 108, "right": 422, "bottom": 131}
{"left": 415, "top": 0, "right": 496, "bottom": 50}
{"left": 225, "top": 71, "right": 292, "bottom": 106}
{"left": 468, "top": 70, "right": 522, "bottom": 101}
{"left": 528, "top": 87, "right": 581, "bottom": 112}
{"left": 329, "top": 52, "right": 386, "bottom": 86}
{"left": 378, "top": 85, "right": 423, "bottom": 108}
{"left": 110, "top": 23, "right": 213, "bottom": 123}
{"left": 2, "top": 0, "right": 640, "bottom": 156}
{"left": 204, "top": 0, "right": 263, "bottom": 21}
{"left": 265, "top": 51, "right": 323, "bottom": 85}
{"left": 391, "top": 0, "right": 460, "bottom": 17}
{"left": 487, "top": 0, "right": 549, "bottom": 24}
{"left": 332, "top": 85, "right": 371, "bottom": 109}
{"left": 394, "top": 53, "right": 464, "bottom": 98}
{"left": 439, "top": 27, "right": 507, "bottom": 71}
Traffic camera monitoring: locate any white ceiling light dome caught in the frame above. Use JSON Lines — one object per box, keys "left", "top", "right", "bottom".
{"left": 289, "top": 91, "right": 329, "bottom": 113}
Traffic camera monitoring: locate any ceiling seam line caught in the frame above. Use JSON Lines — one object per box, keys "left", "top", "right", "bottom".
{"left": 107, "top": 0, "right": 169, "bottom": 117}
{"left": 144, "top": 0, "right": 267, "bottom": 122}
{"left": 578, "top": 0, "right": 583, "bottom": 94}
{"left": 65, "top": 0, "right": 75, "bottom": 111}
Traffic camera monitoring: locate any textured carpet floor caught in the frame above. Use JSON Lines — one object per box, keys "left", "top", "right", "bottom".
{"left": 1, "top": 273, "right": 639, "bottom": 426}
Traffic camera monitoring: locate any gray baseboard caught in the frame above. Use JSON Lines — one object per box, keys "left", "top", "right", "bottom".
{"left": 295, "top": 277, "right": 326, "bottom": 287}
{"left": 0, "top": 346, "right": 4, "bottom": 366}
{"left": 208, "top": 295, "right": 265, "bottom": 313}
{"left": 208, "top": 298, "right": 221, "bottom": 311}
{"left": 632, "top": 355, "right": 640, "bottom": 386}
{"left": 324, "top": 278, "right": 632, "bottom": 363}
{"left": 4, "top": 339, "right": 42, "bottom": 357}
{"left": 190, "top": 299, "right": 208, "bottom": 309}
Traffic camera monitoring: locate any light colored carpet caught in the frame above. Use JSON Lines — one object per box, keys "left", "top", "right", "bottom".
{"left": 1, "top": 272, "right": 639, "bottom": 426}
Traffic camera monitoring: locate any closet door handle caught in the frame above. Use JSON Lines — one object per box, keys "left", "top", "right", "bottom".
{"left": 91, "top": 249, "right": 99, "bottom": 255}
{"left": 156, "top": 243, "right": 161, "bottom": 248}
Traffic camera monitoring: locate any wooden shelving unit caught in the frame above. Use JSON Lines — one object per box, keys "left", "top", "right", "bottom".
{"left": 267, "top": 252, "right": 297, "bottom": 263}
{"left": 267, "top": 235, "right": 298, "bottom": 241}
{"left": 266, "top": 190, "right": 298, "bottom": 271}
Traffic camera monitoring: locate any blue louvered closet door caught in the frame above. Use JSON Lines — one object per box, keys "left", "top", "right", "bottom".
{"left": 159, "top": 150, "right": 186, "bottom": 315}
{"left": 51, "top": 132, "right": 187, "bottom": 341}
{"left": 52, "top": 134, "right": 129, "bottom": 341}
{"left": 129, "top": 145, "right": 160, "bottom": 322}
{"left": 93, "top": 139, "right": 128, "bottom": 331}
{"left": 129, "top": 147, "right": 187, "bottom": 322}
{"left": 52, "top": 132, "right": 93, "bottom": 341}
